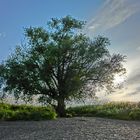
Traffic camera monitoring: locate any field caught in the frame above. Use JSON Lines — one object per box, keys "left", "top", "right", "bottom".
{"left": 0, "top": 102, "right": 140, "bottom": 121}
{"left": 67, "top": 102, "right": 140, "bottom": 120}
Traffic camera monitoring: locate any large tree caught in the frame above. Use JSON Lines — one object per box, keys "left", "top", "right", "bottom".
{"left": 0, "top": 16, "right": 125, "bottom": 117}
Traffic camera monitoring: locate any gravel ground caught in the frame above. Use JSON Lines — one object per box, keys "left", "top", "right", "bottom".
{"left": 0, "top": 117, "right": 140, "bottom": 140}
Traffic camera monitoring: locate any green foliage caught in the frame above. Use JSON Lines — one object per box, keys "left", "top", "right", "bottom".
{"left": 129, "top": 109, "right": 140, "bottom": 120}
{"left": 0, "top": 16, "right": 126, "bottom": 117}
{"left": 0, "top": 103, "right": 57, "bottom": 121}
{"left": 67, "top": 102, "right": 140, "bottom": 121}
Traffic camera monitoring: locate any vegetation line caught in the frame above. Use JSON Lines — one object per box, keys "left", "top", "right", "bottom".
{"left": 0, "top": 102, "right": 140, "bottom": 121}
{"left": 66, "top": 102, "right": 140, "bottom": 120}
{"left": 0, "top": 103, "right": 57, "bottom": 121}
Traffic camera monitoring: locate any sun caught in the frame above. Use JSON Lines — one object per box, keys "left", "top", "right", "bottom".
{"left": 114, "top": 74, "right": 125, "bottom": 86}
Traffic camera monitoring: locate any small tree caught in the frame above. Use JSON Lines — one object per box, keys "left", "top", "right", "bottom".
{"left": 0, "top": 16, "right": 125, "bottom": 117}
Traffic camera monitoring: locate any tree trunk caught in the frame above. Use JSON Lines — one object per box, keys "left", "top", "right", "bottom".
{"left": 56, "top": 98, "right": 66, "bottom": 117}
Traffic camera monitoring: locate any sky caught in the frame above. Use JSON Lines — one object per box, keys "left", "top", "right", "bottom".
{"left": 0, "top": 0, "right": 140, "bottom": 102}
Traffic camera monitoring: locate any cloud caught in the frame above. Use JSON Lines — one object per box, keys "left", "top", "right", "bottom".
{"left": 85, "top": 0, "right": 140, "bottom": 34}
{"left": 127, "top": 72, "right": 140, "bottom": 85}
{"left": 106, "top": 58, "right": 140, "bottom": 102}
{"left": 126, "top": 90, "right": 140, "bottom": 97}
{"left": 83, "top": 0, "right": 140, "bottom": 102}
{"left": 123, "top": 68, "right": 140, "bottom": 97}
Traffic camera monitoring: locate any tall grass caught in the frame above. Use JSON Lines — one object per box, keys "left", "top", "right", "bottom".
{"left": 1, "top": 102, "right": 140, "bottom": 121}
{"left": 0, "top": 103, "right": 57, "bottom": 121}
{"left": 67, "top": 102, "right": 140, "bottom": 120}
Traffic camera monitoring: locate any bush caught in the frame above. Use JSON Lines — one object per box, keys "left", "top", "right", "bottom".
{"left": 67, "top": 102, "right": 140, "bottom": 121}
{"left": 0, "top": 109, "right": 15, "bottom": 120}
{"left": 0, "top": 103, "right": 57, "bottom": 121}
{"left": 129, "top": 109, "right": 140, "bottom": 120}
{"left": 0, "top": 103, "right": 10, "bottom": 110}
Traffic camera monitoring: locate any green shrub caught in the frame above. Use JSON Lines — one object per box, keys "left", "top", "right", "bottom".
{"left": 14, "top": 110, "right": 31, "bottom": 120}
{"left": 0, "top": 109, "right": 15, "bottom": 121}
{"left": 0, "top": 103, "right": 10, "bottom": 110}
{"left": 129, "top": 109, "right": 140, "bottom": 120}
{"left": 0, "top": 103, "right": 57, "bottom": 121}
{"left": 67, "top": 102, "right": 140, "bottom": 121}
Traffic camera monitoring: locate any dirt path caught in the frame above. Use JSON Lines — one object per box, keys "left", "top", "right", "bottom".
{"left": 0, "top": 117, "right": 140, "bottom": 140}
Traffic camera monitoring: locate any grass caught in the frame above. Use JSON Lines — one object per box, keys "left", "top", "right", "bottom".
{"left": 66, "top": 102, "right": 140, "bottom": 120}
{"left": 1, "top": 102, "right": 140, "bottom": 121}
{"left": 0, "top": 103, "right": 57, "bottom": 121}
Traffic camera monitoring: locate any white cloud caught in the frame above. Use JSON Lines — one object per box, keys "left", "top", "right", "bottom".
{"left": 107, "top": 56, "right": 140, "bottom": 102}
{"left": 83, "top": 0, "right": 140, "bottom": 102}
{"left": 85, "top": 0, "right": 140, "bottom": 34}
{"left": 95, "top": 55, "right": 140, "bottom": 102}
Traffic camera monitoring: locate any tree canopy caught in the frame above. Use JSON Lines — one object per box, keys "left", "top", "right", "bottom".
{"left": 0, "top": 16, "right": 126, "bottom": 116}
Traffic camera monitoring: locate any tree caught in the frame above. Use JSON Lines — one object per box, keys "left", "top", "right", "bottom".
{"left": 0, "top": 16, "right": 126, "bottom": 117}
